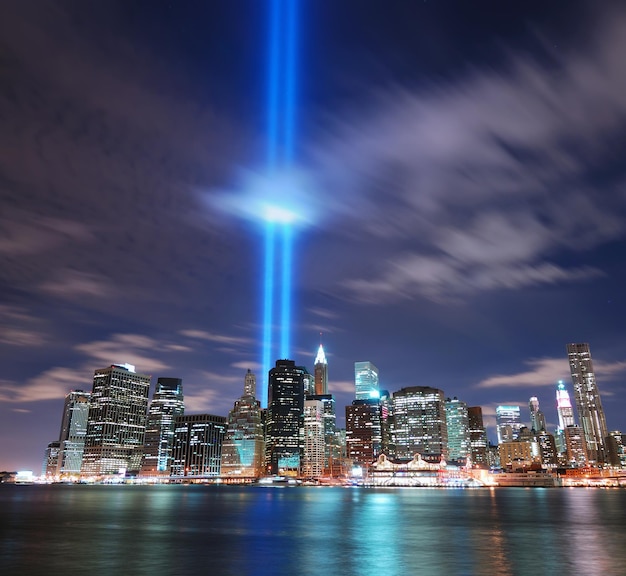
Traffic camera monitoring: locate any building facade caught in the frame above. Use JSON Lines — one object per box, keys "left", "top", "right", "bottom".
{"left": 345, "top": 399, "right": 382, "bottom": 467}
{"left": 81, "top": 364, "right": 151, "bottom": 477}
{"left": 57, "top": 390, "right": 91, "bottom": 476}
{"left": 140, "top": 377, "right": 184, "bottom": 476}
{"left": 445, "top": 397, "right": 470, "bottom": 463}
{"left": 171, "top": 414, "right": 227, "bottom": 477}
{"left": 567, "top": 343, "right": 609, "bottom": 463}
{"left": 314, "top": 344, "right": 328, "bottom": 395}
{"left": 302, "top": 399, "right": 325, "bottom": 477}
{"left": 495, "top": 405, "right": 522, "bottom": 444}
{"left": 354, "top": 361, "right": 379, "bottom": 400}
{"left": 467, "top": 406, "right": 488, "bottom": 468}
{"left": 528, "top": 397, "right": 547, "bottom": 432}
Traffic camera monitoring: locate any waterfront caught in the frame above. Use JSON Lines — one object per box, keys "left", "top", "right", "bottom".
{"left": 1, "top": 485, "right": 625, "bottom": 576}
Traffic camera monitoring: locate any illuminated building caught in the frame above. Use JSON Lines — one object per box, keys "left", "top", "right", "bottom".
{"left": 392, "top": 386, "right": 448, "bottom": 461}
{"left": 345, "top": 399, "right": 382, "bottom": 467}
{"left": 445, "top": 397, "right": 470, "bottom": 463}
{"left": 57, "top": 390, "right": 91, "bottom": 475}
{"left": 498, "top": 441, "right": 538, "bottom": 468}
{"left": 607, "top": 431, "right": 626, "bottom": 467}
{"left": 495, "top": 405, "right": 522, "bottom": 444}
{"left": 556, "top": 380, "right": 575, "bottom": 429}
{"left": 221, "top": 370, "right": 265, "bottom": 478}
{"left": 170, "top": 414, "right": 227, "bottom": 477}
{"left": 81, "top": 364, "right": 151, "bottom": 477}
{"left": 265, "top": 359, "right": 305, "bottom": 475}
{"left": 567, "top": 343, "right": 609, "bottom": 463}
{"left": 354, "top": 361, "right": 379, "bottom": 400}
{"left": 140, "top": 378, "right": 184, "bottom": 476}
{"left": 528, "top": 397, "right": 546, "bottom": 432}
{"left": 42, "top": 441, "right": 61, "bottom": 477}
{"left": 314, "top": 343, "right": 328, "bottom": 395}
{"left": 303, "top": 371, "right": 315, "bottom": 396}
{"left": 536, "top": 430, "right": 558, "bottom": 466}
{"left": 563, "top": 424, "right": 588, "bottom": 467}
{"left": 308, "top": 393, "right": 338, "bottom": 474}
{"left": 467, "top": 406, "right": 488, "bottom": 467}
{"left": 302, "top": 398, "right": 325, "bottom": 477}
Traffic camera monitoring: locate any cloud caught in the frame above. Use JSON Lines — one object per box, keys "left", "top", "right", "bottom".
{"left": 329, "top": 380, "right": 355, "bottom": 394}
{"left": 179, "top": 329, "right": 251, "bottom": 346}
{"left": 40, "top": 270, "right": 116, "bottom": 299}
{"left": 0, "top": 367, "right": 89, "bottom": 403}
{"left": 0, "top": 305, "right": 46, "bottom": 346}
{"left": 477, "top": 357, "right": 626, "bottom": 389}
{"left": 231, "top": 361, "right": 262, "bottom": 371}
{"left": 309, "top": 6, "right": 626, "bottom": 302}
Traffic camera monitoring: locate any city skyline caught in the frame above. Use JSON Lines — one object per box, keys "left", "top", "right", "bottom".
{"left": 3, "top": 0, "right": 626, "bottom": 472}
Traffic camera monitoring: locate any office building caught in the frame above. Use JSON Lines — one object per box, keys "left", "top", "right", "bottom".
{"left": 528, "top": 397, "right": 547, "bottom": 432}
{"left": 392, "top": 386, "right": 448, "bottom": 460}
{"left": 265, "top": 359, "right": 305, "bottom": 475}
{"left": 81, "top": 364, "right": 151, "bottom": 477}
{"left": 308, "top": 393, "right": 338, "bottom": 475}
{"left": 445, "top": 397, "right": 470, "bottom": 463}
{"left": 345, "top": 399, "right": 382, "bottom": 467}
{"left": 467, "top": 406, "right": 488, "bottom": 468}
{"left": 536, "top": 430, "right": 558, "bottom": 466}
{"left": 563, "top": 424, "right": 588, "bottom": 467}
{"left": 567, "top": 343, "right": 609, "bottom": 463}
{"left": 57, "top": 390, "right": 91, "bottom": 476}
{"left": 42, "top": 441, "right": 61, "bottom": 477}
{"left": 354, "top": 361, "right": 379, "bottom": 400}
{"left": 314, "top": 343, "right": 328, "bottom": 395}
{"left": 171, "top": 414, "right": 227, "bottom": 477}
{"left": 556, "top": 380, "right": 576, "bottom": 429}
{"left": 221, "top": 370, "right": 265, "bottom": 478}
{"left": 140, "top": 378, "right": 184, "bottom": 476}
{"left": 495, "top": 405, "right": 522, "bottom": 444}
{"left": 302, "top": 398, "right": 325, "bottom": 477}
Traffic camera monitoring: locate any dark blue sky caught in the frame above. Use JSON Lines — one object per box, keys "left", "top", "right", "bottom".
{"left": 2, "top": 0, "right": 626, "bottom": 471}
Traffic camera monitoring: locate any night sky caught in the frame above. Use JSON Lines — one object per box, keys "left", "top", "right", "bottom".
{"left": 2, "top": 0, "right": 626, "bottom": 472}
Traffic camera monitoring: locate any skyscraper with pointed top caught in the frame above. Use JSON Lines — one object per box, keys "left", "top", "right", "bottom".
{"left": 314, "top": 342, "right": 328, "bottom": 395}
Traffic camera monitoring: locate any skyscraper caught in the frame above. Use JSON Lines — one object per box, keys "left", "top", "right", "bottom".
{"left": 140, "top": 378, "right": 184, "bottom": 476}
{"left": 302, "top": 398, "right": 325, "bottom": 477}
{"left": 495, "top": 405, "right": 522, "bottom": 444}
{"left": 171, "top": 414, "right": 227, "bottom": 477}
{"left": 354, "top": 361, "right": 379, "bottom": 400}
{"left": 567, "top": 343, "right": 609, "bottom": 463}
{"left": 467, "top": 406, "right": 488, "bottom": 468}
{"left": 392, "top": 386, "right": 448, "bottom": 460}
{"left": 314, "top": 343, "right": 328, "bottom": 395}
{"left": 556, "top": 380, "right": 575, "bottom": 429}
{"left": 57, "top": 390, "right": 91, "bottom": 476}
{"left": 221, "top": 370, "right": 265, "bottom": 478}
{"left": 445, "top": 397, "right": 470, "bottom": 463}
{"left": 528, "top": 397, "right": 547, "bottom": 432}
{"left": 345, "top": 399, "right": 382, "bottom": 467}
{"left": 81, "top": 364, "right": 151, "bottom": 477}
{"left": 265, "top": 359, "right": 305, "bottom": 475}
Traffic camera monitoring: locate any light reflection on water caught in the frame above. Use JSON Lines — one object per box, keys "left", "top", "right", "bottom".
{"left": 1, "top": 485, "right": 625, "bottom": 576}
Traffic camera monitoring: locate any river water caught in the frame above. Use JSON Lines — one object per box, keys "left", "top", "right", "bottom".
{"left": 1, "top": 485, "right": 624, "bottom": 576}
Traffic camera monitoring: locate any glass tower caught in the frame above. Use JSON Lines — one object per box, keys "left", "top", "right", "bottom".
{"left": 140, "top": 377, "right": 184, "bottom": 476}
{"left": 171, "top": 414, "right": 227, "bottom": 477}
{"left": 81, "top": 364, "right": 151, "bottom": 477}
{"left": 345, "top": 399, "right": 382, "bottom": 466}
{"left": 302, "top": 398, "right": 325, "bottom": 477}
{"left": 528, "top": 396, "right": 547, "bottom": 432}
{"left": 467, "top": 406, "right": 488, "bottom": 467}
{"left": 495, "top": 405, "right": 522, "bottom": 444}
{"left": 567, "top": 343, "right": 609, "bottom": 463}
{"left": 445, "top": 397, "right": 470, "bottom": 463}
{"left": 57, "top": 390, "right": 91, "bottom": 476}
{"left": 354, "top": 361, "right": 379, "bottom": 400}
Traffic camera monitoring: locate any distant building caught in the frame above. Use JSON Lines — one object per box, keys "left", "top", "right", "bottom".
{"left": 308, "top": 393, "right": 338, "bottom": 475}
{"left": 265, "top": 359, "right": 305, "bottom": 475}
{"left": 314, "top": 344, "right": 328, "bottom": 395}
{"left": 81, "top": 364, "right": 151, "bottom": 477}
{"left": 498, "top": 441, "right": 538, "bottom": 468}
{"left": 536, "top": 430, "right": 558, "bottom": 466}
{"left": 467, "top": 406, "right": 488, "bottom": 468}
{"left": 57, "top": 390, "right": 91, "bottom": 476}
{"left": 495, "top": 405, "right": 522, "bottom": 444}
{"left": 346, "top": 399, "right": 382, "bottom": 467}
{"left": 354, "top": 361, "right": 379, "bottom": 400}
{"left": 567, "top": 343, "right": 609, "bottom": 463}
{"left": 42, "top": 441, "right": 61, "bottom": 477}
{"left": 302, "top": 399, "right": 325, "bottom": 477}
{"left": 140, "top": 378, "right": 184, "bottom": 476}
{"left": 556, "top": 381, "right": 575, "bottom": 429}
{"left": 563, "top": 424, "right": 588, "bottom": 467}
{"left": 528, "top": 397, "right": 547, "bottom": 432}
{"left": 392, "top": 386, "right": 448, "bottom": 461}
{"left": 171, "top": 414, "right": 227, "bottom": 477}
{"left": 445, "top": 398, "right": 470, "bottom": 463}
{"left": 221, "top": 370, "right": 265, "bottom": 478}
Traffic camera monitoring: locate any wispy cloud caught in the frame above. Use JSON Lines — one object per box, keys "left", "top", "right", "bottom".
{"left": 179, "top": 329, "right": 252, "bottom": 346}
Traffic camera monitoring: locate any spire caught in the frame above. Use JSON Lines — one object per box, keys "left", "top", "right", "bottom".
{"left": 244, "top": 369, "right": 256, "bottom": 397}
{"left": 315, "top": 343, "right": 327, "bottom": 365}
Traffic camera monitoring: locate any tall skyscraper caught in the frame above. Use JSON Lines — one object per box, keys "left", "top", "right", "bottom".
{"left": 556, "top": 380, "right": 576, "bottom": 429}
{"left": 445, "top": 397, "right": 470, "bottom": 462}
{"left": 392, "top": 386, "right": 448, "bottom": 460}
{"left": 314, "top": 343, "right": 328, "bottom": 395}
{"left": 302, "top": 398, "right": 325, "bottom": 477}
{"left": 345, "top": 399, "right": 382, "bottom": 467}
{"left": 81, "top": 364, "right": 151, "bottom": 477}
{"left": 221, "top": 370, "right": 265, "bottom": 478}
{"left": 495, "top": 405, "right": 522, "bottom": 444}
{"left": 467, "top": 406, "right": 488, "bottom": 468}
{"left": 308, "top": 393, "right": 337, "bottom": 475}
{"left": 354, "top": 361, "right": 379, "bottom": 400}
{"left": 564, "top": 425, "right": 588, "bottom": 466}
{"left": 140, "top": 378, "right": 184, "bottom": 476}
{"left": 567, "top": 343, "right": 609, "bottom": 463}
{"left": 528, "top": 397, "right": 547, "bottom": 432}
{"left": 57, "top": 390, "right": 91, "bottom": 476}
{"left": 265, "top": 359, "right": 305, "bottom": 475}
{"left": 170, "top": 414, "right": 227, "bottom": 477}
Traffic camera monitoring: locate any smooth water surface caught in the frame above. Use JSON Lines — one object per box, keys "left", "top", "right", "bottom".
{"left": 1, "top": 485, "right": 624, "bottom": 576}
